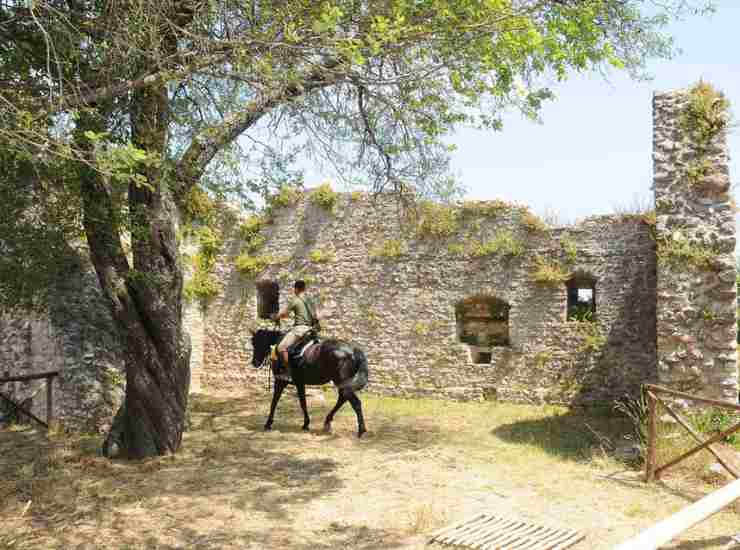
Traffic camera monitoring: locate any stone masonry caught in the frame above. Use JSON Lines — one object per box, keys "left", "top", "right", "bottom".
{"left": 654, "top": 89, "right": 738, "bottom": 401}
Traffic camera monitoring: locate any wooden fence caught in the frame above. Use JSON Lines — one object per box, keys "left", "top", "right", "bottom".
{"left": 0, "top": 370, "right": 59, "bottom": 429}
{"left": 613, "top": 384, "right": 740, "bottom": 549}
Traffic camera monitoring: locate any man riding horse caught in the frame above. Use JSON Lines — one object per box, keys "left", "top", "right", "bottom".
{"left": 270, "top": 279, "right": 319, "bottom": 372}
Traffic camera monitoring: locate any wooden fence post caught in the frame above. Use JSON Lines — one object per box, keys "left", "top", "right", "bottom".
{"left": 46, "top": 375, "right": 53, "bottom": 429}
{"left": 646, "top": 390, "right": 657, "bottom": 483}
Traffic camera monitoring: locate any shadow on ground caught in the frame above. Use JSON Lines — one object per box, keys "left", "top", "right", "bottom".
{"left": 491, "top": 406, "right": 631, "bottom": 462}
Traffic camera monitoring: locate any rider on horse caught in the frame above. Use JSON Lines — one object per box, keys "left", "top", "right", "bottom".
{"left": 270, "top": 280, "right": 320, "bottom": 370}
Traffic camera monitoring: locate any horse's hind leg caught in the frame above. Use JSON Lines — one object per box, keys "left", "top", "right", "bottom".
{"left": 265, "top": 378, "right": 288, "bottom": 431}
{"left": 296, "top": 382, "right": 310, "bottom": 431}
{"left": 346, "top": 392, "right": 367, "bottom": 438}
{"left": 322, "top": 393, "right": 347, "bottom": 433}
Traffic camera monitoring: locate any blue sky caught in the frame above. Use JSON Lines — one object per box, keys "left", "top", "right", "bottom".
{"left": 299, "top": 1, "right": 739, "bottom": 223}
{"left": 448, "top": 1, "right": 740, "bottom": 222}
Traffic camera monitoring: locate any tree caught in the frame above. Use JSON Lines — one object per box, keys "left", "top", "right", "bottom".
{"left": 0, "top": 0, "right": 714, "bottom": 458}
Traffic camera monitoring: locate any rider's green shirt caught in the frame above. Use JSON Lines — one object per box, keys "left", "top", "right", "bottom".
{"left": 288, "top": 295, "right": 313, "bottom": 327}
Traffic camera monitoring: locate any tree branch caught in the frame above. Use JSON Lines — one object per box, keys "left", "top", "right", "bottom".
{"left": 174, "top": 58, "right": 345, "bottom": 198}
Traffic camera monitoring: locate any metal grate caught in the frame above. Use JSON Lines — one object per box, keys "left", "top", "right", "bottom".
{"left": 428, "top": 513, "right": 585, "bottom": 550}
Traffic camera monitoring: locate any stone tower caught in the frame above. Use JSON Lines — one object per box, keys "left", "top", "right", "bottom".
{"left": 654, "top": 86, "right": 738, "bottom": 402}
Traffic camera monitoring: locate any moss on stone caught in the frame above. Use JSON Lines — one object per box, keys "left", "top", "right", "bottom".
{"left": 531, "top": 256, "right": 569, "bottom": 286}
{"left": 370, "top": 239, "right": 405, "bottom": 259}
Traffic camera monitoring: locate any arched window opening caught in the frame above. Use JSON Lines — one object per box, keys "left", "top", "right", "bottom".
{"left": 456, "top": 295, "right": 510, "bottom": 364}
{"left": 256, "top": 279, "right": 280, "bottom": 320}
{"left": 567, "top": 274, "right": 596, "bottom": 322}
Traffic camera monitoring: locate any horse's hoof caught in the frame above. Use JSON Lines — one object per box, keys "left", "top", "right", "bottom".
{"left": 322, "top": 424, "right": 332, "bottom": 434}
{"left": 302, "top": 425, "right": 310, "bottom": 432}
{"left": 357, "top": 429, "right": 367, "bottom": 439}
{"left": 264, "top": 425, "right": 272, "bottom": 432}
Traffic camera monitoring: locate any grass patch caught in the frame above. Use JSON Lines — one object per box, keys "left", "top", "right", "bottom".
{"left": 415, "top": 201, "right": 459, "bottom": 238}
{"left": 2, "top": 393, "right": 739, "bottom": 549}
{"left": 460, "top": 199, "right": 511, "bottom": 218}
{"left": 308, "top": 248, "right": 335, "bottom": 263}
{"left": 560, "top": 233, "right": 578, "bottom": 264}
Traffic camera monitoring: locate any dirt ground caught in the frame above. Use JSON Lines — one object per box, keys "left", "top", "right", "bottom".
{"left": 2, "top": 386, "right": 740, "bottom": 550}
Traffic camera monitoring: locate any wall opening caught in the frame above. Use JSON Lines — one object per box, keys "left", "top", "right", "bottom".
{"left": 566, "top": 274, "right": 596, "bottom": 322}
{"left": 456, "top": 295, "right": 510, "bottom": 364}
{"left": 256, "top": 279, "right": 280, "bottom": 320}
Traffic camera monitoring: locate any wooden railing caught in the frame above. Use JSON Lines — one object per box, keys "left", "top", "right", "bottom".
{"left": 0, "top": 370, "right": 59, "bottom": 429}
{"left": 614, "top": 384, "right": 740, "bottom": 549}
{"left": 643, "top": 383, "right": 740, "bottom": 482}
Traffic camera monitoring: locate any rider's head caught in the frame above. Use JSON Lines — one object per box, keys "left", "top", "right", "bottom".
{"left": 294, "top": 280, "right": 306, "bottom": 295}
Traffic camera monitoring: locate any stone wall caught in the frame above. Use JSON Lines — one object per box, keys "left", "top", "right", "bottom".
{"left": 200, "top": 197, "right": 658, "bottom": 405}
{"left": 0, "top": 249, "right": 125, "bottom": 432}
{"left": 654, "top": 88, "right": 738, "bottom": 401}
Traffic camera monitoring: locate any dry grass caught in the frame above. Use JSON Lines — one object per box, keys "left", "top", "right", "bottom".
{"left": 1, "top": 390, "right": 739, "bottom": 550}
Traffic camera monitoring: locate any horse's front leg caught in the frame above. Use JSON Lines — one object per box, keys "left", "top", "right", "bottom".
{"left": 296, "top": 382, "right": 310, "bottom": 431}
{"left": 265, "top": 378, "right": 288, "bottom": 431}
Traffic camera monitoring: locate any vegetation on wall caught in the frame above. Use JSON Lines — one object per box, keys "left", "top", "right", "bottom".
{"left": 414, "top": 201, "right": 460, "bottom": 238}
{"left": 309, "top": 183, "right": 339, "bottom": 211}
{"left": 308, "top": 248, "right": 336, "bottom": 263}
{"left": 460, "top": 200, "right": 511, "bottom": 218}
{"left": 520, "top": 209, "right": 548, "bottom": 232}
{"left": 578, "top": 323, "right": 607, "bottom": 353}
{"left": 184, "top": 226, "right": 223, "bottom": 303}
{"left": 656, "top": 231, "right": 719, "bottom": 270}
{"left": 560, "top": 233, "right": 578, "bottom": 264}
{"left": 269, "top": 186, "right": 302, "bottom": 210}
{"left": 234, "top": 254, "right": 277, "bottom": 278}
{"left": 470, "top": 230, "right": 524, "bottom": 258}
{"left": 531, "top": 256, "right": 570, "bottom": 286}
{"left": 370, "top": 239, "right": 405, "bottom": 259}
{"left": 681, "top": 81, "right": 730, "bottom": 187}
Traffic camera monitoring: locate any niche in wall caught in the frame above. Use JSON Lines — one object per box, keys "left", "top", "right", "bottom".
{"left": 455, "top": 295, "right": 510, "bottom": 364}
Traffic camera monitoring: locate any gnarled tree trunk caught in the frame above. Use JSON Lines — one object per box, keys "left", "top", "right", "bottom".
{"left": 77, "top": 86, "right": 191, "bottom": 459}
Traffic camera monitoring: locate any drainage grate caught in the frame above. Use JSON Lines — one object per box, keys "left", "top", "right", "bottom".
{"left": 428, "top": 513, "right": 585, "bottom": 550}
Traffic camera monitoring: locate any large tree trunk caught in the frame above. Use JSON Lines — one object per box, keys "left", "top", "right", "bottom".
{"left": 77, "top": 86, "right": 191, "bottom": 459}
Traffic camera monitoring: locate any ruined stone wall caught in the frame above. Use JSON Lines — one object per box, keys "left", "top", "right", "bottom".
{"left": 654, "top": 88, "right": 738, "bottom": 401}
{"left": 200, "top": 196, "right": 657, "bottom": 405}
{"left": 0, "top": 250, "right": 125, "bottom": 432}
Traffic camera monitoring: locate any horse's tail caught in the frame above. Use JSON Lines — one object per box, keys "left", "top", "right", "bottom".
{"left": 341, "top": 348, "right": 368, "bottom": 394}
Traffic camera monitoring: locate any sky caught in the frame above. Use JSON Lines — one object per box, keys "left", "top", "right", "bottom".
{"left": 445, "top": 0, "right": 740, "bottom": 223}
{"left": 299, "top": 1, "right": 740, "bottom": 223}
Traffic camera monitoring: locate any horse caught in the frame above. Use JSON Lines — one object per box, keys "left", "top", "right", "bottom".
{"left": 249, "top": 329, "right": 369, "bottom": 437}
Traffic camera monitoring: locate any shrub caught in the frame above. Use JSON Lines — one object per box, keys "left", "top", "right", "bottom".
{"left": 560, "top": 233, "right": 578, "bottom": 264}
{"left": 269, "top": 186, "right": 301, "bottom": 209}
{"left": 370, "top": 239, "right": 404, "bottom": 259}
{"left": 234, "top": 254, "right": 274, "bottom": 277}
{"left": 656, "top": 232, "right": 718, "bottom": 270}
{"left": 309, "top": 182, "right": 338, "bottom": 211}
{"left": 579, "top": 324, "right": 606, "bottom": 353}
{"left": 238, "top": 215, "right": 266, "bottom": 242}
{"left": 682, "top": 81, "right": 730, "bottom": 148}
{"left": 520, "top": 209, "right": 547, "bottom": 232}
{"left": 183, "top": 271, "right": 220, "bottom": 302}
{"left": 182, "top": 185, "right": 216, "bottom": 225}
{"left": 470, "top": 230, "right": 524, "bottom": 258}
{"left": 531, "top": 257, "right": 569, "bottom": 285}
{"left": 460, "top": 200, "right": 510, "bottom": 218}
{"left": 415, "top": 201, "right": 459, "bottom": 238}
{"left": 308, "top": 248, "right": 335, "bottom": 263}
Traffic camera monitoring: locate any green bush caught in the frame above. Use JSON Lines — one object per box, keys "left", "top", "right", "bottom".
{"left": 309, "top": 183, "right": 338, "bottom": 211}
{"left": 415, "top": 201, "right": 459, "bottom": 238}
{"left": 269, "top": 186, "right": 301, "bottom": 209}
{"left": 308, "top": 248, "right": 335, "bottom": 263}
{"left": 234, "top": 254, "right": 274, "bottom": 277}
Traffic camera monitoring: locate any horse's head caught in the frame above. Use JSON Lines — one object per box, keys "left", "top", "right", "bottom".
{"left": 250, "top": 329, "right": 283, "bottom": 367}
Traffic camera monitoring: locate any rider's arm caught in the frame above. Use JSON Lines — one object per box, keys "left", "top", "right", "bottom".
{"left": 271, "top": 300, "right": 293, "bottom": 321}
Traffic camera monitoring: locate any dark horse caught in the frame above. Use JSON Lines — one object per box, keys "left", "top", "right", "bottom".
{"left": 250, "top": 329, "right": 369, "bottom": 437}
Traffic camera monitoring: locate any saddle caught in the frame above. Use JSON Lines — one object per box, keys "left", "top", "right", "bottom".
{"left": 285, "top": 330, "right": 321, "bottom": 369}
